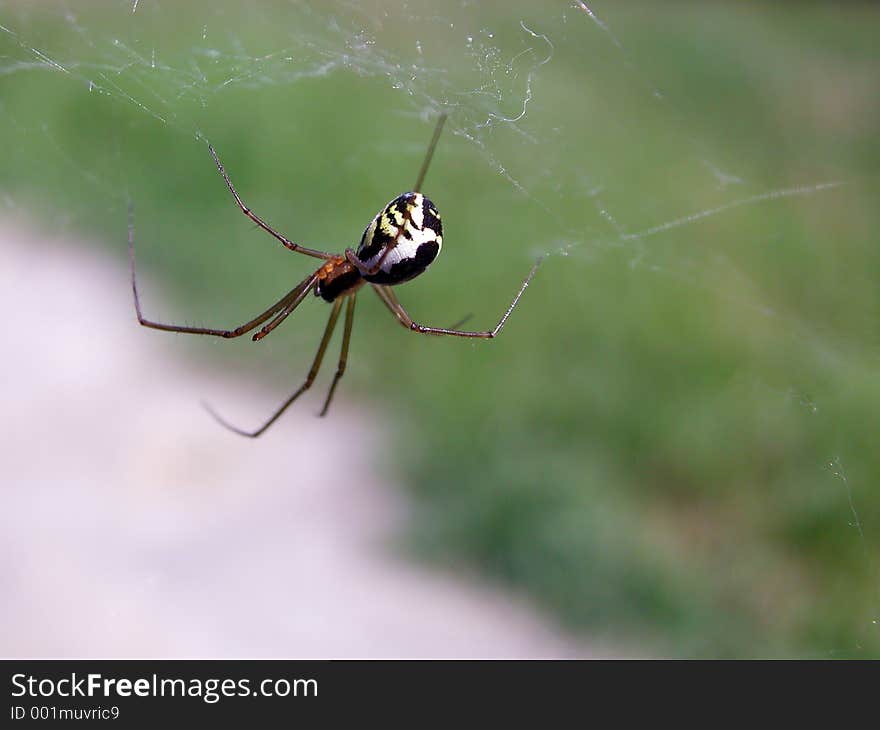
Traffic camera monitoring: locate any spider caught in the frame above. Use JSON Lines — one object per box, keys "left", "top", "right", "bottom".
{"left": 128, "top": 114, "right": 541, "bottom": 437}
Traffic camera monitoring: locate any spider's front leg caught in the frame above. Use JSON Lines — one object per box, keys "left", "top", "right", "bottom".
{"left": 128, "top": 202, "right": 318, "bottom": 341}
{"left": 205, "top": 294, "right": 356, "bottom": 437}
{"left": 206, "top": 143, "right": 333, "bottom": 261}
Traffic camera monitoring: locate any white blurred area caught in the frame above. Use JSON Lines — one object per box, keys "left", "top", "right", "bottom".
{"left": 0, "top": 219, "right": 591, "bottom": 658}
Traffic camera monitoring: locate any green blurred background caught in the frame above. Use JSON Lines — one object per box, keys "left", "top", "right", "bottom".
{"left": 2, "top": 0, "right": 879, "bottom": 657}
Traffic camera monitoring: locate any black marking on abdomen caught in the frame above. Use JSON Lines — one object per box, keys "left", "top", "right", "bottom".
{"left": 422, "top": 198, "right": 441, "bottom": 235}
{"left": 357, "top": 218, "right": 392, "bottom": 262}
{"left": 364, "top": 240, "right": 440, "bottom": 285}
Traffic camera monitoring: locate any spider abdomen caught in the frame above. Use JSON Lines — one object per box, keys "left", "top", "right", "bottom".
{"left": 357, "top": 192, "right": 442, "bottom": 286}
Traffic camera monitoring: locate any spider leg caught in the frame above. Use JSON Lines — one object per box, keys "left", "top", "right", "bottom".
{"left": 413, "top": 112, "right": 447, "bottom": 193}
{"left": 343, "top": 113, "right": 448, "bottom": 276}
{"left": 251, "top": 273, "right": 319, "bottom": 341}
{"left": 319, "top": 295, "right": 356, "bottom": 417}
{"left": 344, "top": 246, "right": 393, "bottom": 278}
{"left": 372, "top": 257, "right": 542, "bottom": 338}
{"left": 129, "top": 202, "right": 317, "bottom": 339}
{"left": 207, "top": 143, "right": 333, "bottom": 260}
{"left": 205, "top": 298, "right": 345, "bottom": 438}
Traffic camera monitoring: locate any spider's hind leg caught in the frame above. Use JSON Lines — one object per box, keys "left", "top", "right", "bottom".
{"left": 371, "top": 256, "right": 541, "bottom": 338}
{"left": 413, "top": 112, "right": 447, "bottom": 193}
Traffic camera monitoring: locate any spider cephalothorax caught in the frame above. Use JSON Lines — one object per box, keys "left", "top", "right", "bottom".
{"left": 314, "top": 256, "right": 362, "bottom": 302}
{"left": 129, "top": 113, "right": 541, "bottom": 437}
{"left": 314, "top": 191, "right": 443, "bottom": 303}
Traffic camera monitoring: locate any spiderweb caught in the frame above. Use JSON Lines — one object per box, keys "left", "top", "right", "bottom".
{"left": 1, "top": 0, "right": 877, "bottom": 657}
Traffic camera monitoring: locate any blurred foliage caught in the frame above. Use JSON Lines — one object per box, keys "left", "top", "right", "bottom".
{"left": 1, "top": 0, "right": 879, "bottom": 656}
